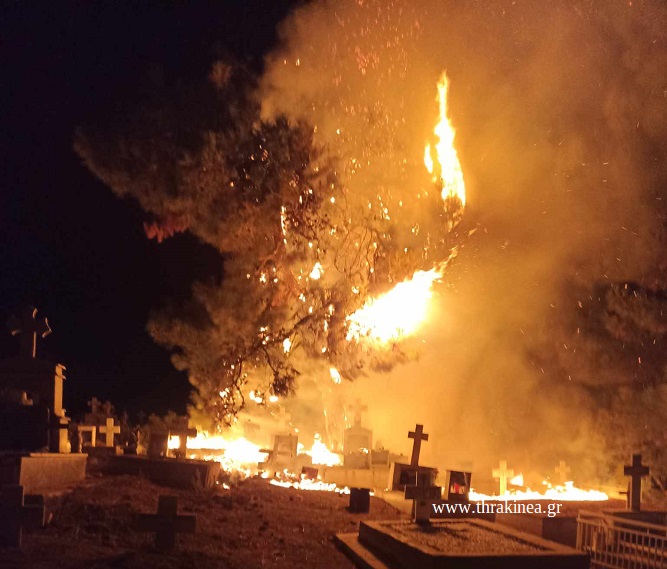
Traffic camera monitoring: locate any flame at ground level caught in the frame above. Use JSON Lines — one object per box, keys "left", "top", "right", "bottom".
{"left": 470, "top": 481, "right": 609, "bottom": 502}
{"left": 346, "top": 268, "right": 441, "bottom": 345}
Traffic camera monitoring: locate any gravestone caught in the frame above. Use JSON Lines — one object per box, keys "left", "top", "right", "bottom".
{"left": 169, "top": 426, "right": 197, "bottom": 459}
{"left": 343, "top": 402, "right": 372, "bottom": 469}
{"left": 0, "top": 485, "right": 46, "bottom": 547}
{"left": 147, "top": 432, "right": 169, "bottom": 458}
{"left": 349, "top": 487, "right": 371, "bottom": 513}
{"left": 405, "top": 471, "right": 442, "bottom": 524}
{"left": 137, "top": 495, "right": 196, "bottom": 551}
{"left": 388, "top": 424, "right": 437, "bottom": 491}
{"left": 555, "top": 461, "right": 571, "bottom": 484}
{"left": 492, "top": 460, "right": 514, "bottom": 496}
{"left": 98, "top": 417, "right": 120, "bottom": 447}
{"left": 624, "top": 453, "right": 649, "bottom": 512}
{"left": 0, "top": 307, "right": 85, "bottom": 491}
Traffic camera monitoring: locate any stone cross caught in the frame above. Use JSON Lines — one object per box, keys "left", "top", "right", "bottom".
{"left": 170, "top": 427, "right": 197, "bottom": 458}
{"left": 137, "top": 495, "right": 196, "bottom": 551}
{"left": 555, "top": 460, "right": 571, "bottom": 484}
{"left": 7, "top": 306, "right": 51, "bottom": 359}
{"left": 350, "top": 399, "right": 368, "bottom": 425}
{"left": 99, "top": 417, "right": 120, "bottom": 447}
{"left": 87, "top": 397, "right": 101, "bottom": 415}
{"left": 102, "top": 401, "right": 113, "bottom": 416}
{"left": 276, "top": 407, "right": 293, "bottom": 433}
{"left": 408, "top": 424, "right": 429, "bottom": 467}
{"left": 0, "top": 485, "right": 46, "bottom": 547}
{"left": 624, "top": 454, "right": 649, "bottom": 512}
{"left": 492, "top": 460, "right": 515, "bottom": 496}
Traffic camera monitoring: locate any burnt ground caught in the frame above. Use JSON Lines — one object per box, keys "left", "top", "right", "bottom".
{"left": 2, "top": 475, "right": 404, "bottom": 569}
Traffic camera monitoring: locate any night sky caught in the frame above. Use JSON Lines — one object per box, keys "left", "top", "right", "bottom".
{"left": 0, "top": 1, "right": 298, "bottom": 418}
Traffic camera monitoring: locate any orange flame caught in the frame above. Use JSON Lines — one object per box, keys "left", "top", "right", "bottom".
{"left": 424, "top": 71, "right": 466, "bottom": 207}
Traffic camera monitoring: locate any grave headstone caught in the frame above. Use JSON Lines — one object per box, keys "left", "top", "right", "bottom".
{"left": 624, "top": 453, "right": 649, "bottom": 512}
{"left": 405, "top": 471, "right": 441, "bottom": 524}
{"left": 0, "top": 485, "right": 46, "bottom": 547}
{"left": 343, "top": 422, "right": 372, "bottom": 469}
{"left": 169, "top": 426, "right": 197, "bottom": 459}
{"left": 492, "top": 460, "right": 514, "bottom": 496}
{"left": 98, "top": 417, "right": 120, "bottom": 447}
{"left": 137, "top": 495, "right": 196, "bottom": 551}
{"left": 408, "top": 424, "right": 429, "bottom": 467}
{"left": 148, "top": 432, "right": 169, "bottom": 458}
{"left": 349, "top": 487, "right": 371, "bottom": 513}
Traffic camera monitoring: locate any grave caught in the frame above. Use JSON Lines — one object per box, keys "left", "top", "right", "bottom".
{"left": 99, "top": 417, "right": 121, "bottom": 447}
{"left": 76, "top": 425, "right": 97, "bottom": 448}
{"left": 555, "top": 460, "right": 571, "bottom": 484}
{"left": 137, "top": 495, "right": 196, "bottom": 551}
{"left": 109, "top": 455, "right": 221, "bottom": 489}
{"left": 0, "top": 485, "right": 46, "bottom": 547}
{"left": 0, "top": 307, "right": 86, "bottom": 492}
{"left": 336, "top": 518, "right": 589, "bottom": 569}
{"left": 343, "top": 400, "right": 372, "bottom": 469}
{"left": 147, "top": 431, "right": 169, "bottom": 458}
{"left": 388, "top": 425, "right": 437, "bottom": 491}
{"left": 169, "top": 425, "right": 197, "bottom": 459}
{"left": 405, "top": 471, "right": 442, "bottom": 524}
{"left": 492, "top": 460, "right": 514, "bottom": 496}
{"left": 623, "top": 453, "right": 649, "bottom": 512}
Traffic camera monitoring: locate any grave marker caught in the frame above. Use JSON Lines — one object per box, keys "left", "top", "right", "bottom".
{"left": 98, "top": 417, "right": 120, "bottom": 447}
{"left": 407, "top": 424, "right": 429, "bottom": 467}
{"left": 87, "top": 397, "right": 101, "bottom": 415}
{"left": 350, "top": 399, "right": 368, "bottom": 425}
{"left": 169, "top": 427, "right": 197, "bottom": 458}
{"left": 492, "top": 460, "right": 514, "bottom": 496}
{"left": 137, "top": 495, "right": 196, "bottom": 551}
{"left": 624, "top": 454, "right": 649, "bottom": 512}
{"left": 555, "top": 460, "right": 571, "bottom": 484}
{"left": 405, "top": 471, "right": 441, "bottom": 525}
{"left": 0, "top": 485, "right": 46, "bottom": 547}
{"left": 7, "top": 306, "right": 51, "bottom": 359}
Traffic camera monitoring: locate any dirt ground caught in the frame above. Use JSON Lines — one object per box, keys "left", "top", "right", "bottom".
{"left": 1, "top": 474, "right": 404, "bottom": 569}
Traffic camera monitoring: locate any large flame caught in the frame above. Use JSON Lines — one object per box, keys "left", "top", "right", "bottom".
{"left": 470, "top": 480, "right": 609, "bottom": 502}
{"left": 424, "top": 71, "right": 466, "bottom": 207}
{"left": 345, "top": 268, "right": 441, "bottom": 345}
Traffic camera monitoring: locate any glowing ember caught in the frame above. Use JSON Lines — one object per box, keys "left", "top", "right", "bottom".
{"left": 509, "top": 473, "right": 524, "bottom": 486}
{"left": 424, "top": 71, "right": 466, "bottom": 207}
{"left": 346, "top": 268, "right": 441, "bottom": 345}
{"left": 329, "top": 367, "right": 342, "bottom": 384}
{"left": 470, "top": 481, "right": 609, "bottom": 502}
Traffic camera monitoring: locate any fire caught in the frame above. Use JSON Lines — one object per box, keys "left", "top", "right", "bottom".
{"left": 298, "top": 434, "right": 342, "bottom": 466}
{"left": 424, "top": 71, "right": 466, "bottom": 207}
{"left": 470, "top": 481, "right": 609, "bottom": 502}
{"left": 345, "top": 268, "right": 441, "bottom": 345}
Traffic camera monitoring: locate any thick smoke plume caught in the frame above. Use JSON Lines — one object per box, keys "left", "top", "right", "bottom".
{"left": 259, "top": 0, "right": 666, "bottom": 486}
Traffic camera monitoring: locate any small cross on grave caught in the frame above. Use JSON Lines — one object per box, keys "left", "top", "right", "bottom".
{"left": 350, "top": 399, "right": 368, "bottom": 426}
{"left": 87, "top": 397, "right": 101, "bottom": 415}
{"left": 6, "top": 306, "right": 51, "bottom": 359}
{"left": 624, "top": 454, "right": 649, "bottom": 512}
{"left": 102, "top": 401, "right": 113, "bottom": 416}
{"left": 98, "top": 417, "right": 120, "bottom": 447}
{"left": 276, "top": 407, "right": 293, "bottom": 433}
{"left": 555, "top": 460, "right": 571, "bottom": 484}
{"left": 169, "top": 427, "right": 197, "bottom": 459}
{"left": 0, "top": 485, "right": 46, "bottom": 547}
{"left": 77, "top": 425, "right": 97, "bottom": 448}
{"left": 138, "top": 495, "right": 196, "bottom": 551}
{"left": 405, "top": 472, "right": 441, "bottom": 525}
{"left": 492, "top": 460, "right": 514, "bottom": 496}
{"left": 408, "top": 424, "right": 429, "bottom": 467}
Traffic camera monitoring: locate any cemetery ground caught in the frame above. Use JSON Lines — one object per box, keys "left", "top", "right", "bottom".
{"left": 1, "top": 473, "right": 403, "bottom": 569}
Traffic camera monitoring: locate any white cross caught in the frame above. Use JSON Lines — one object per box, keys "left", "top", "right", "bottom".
{"left": 98, "top": 418, "right": 120, "bottom": 447}
{"left": 492, "top": 460, "right": 514, "bottom": 496}
{"left": 555, "top": 460, "right": 571, "bottom": 484}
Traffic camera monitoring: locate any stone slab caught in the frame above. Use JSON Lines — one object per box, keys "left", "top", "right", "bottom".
{"left": 348, "top": 519, "right": 589, "bottom": 569}
{"left": 496, "top": 513, "right": 577, "bottom": 547}
{"left": 322, "top": 466, "right": 390, "bottom": 491}
{"left": 108, "top": 455, "right": 220, "bottom": 489}
{"left": 0, "top": 453, "right": 86, "bottom": 493}
{"left": 335, "top": 533, "right": 392, "bottom": 569}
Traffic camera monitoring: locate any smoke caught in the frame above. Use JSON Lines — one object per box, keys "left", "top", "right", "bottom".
{"left": 258, "top": 0, "right": 667, "bottom": 485}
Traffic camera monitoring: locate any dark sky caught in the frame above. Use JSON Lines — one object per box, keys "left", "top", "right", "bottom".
{"left": 0, "top": 1, "right": 298, "bottom": 418}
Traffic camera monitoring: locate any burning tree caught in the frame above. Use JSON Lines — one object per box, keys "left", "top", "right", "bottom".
{"left": 75, "top": 62, "right": 466, "bottom": 427}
